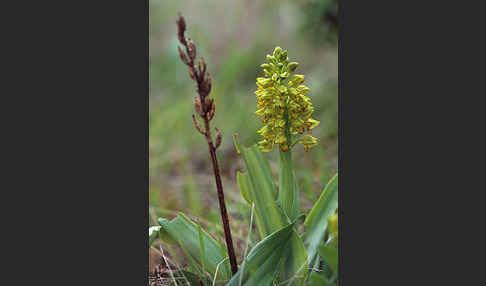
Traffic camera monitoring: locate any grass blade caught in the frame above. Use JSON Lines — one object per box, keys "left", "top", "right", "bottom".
{"left": 303, "top": 173, "right": 338, "bottom": 264}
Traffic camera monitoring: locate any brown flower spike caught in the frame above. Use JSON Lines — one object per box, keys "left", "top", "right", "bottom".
{"left": 176, "top": 13, "right": 238, "bottom": 275}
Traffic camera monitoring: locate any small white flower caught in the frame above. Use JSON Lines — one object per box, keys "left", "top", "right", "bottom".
{"left": 149, "top": 226, "right": 161, "bottom": 236}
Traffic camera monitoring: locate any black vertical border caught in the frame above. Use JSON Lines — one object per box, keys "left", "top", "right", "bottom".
{"left": 5, "top": 0, "right": 151, "bottom": 284}
{"left": 338, "top": 0, "right": 343, "bottom": 284}
{"left": 5, "top": 0, "right": 149, "bottom": 284}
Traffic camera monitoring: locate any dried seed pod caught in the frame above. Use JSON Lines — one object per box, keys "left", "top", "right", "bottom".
{"left": 192, "top": 114, "right": 205, "bottom": 135}
{"left": 194, "top": 97, "right": 204, "bottom": 116}
{"left": 197, "top": 60, "right": 202, "bottom": 75}
{"left": 176, "top": 15, "right": 187, "bottom": 45}
{"left": 204, "top": 97, "right": 212, "bottom": 108}
{"left": 207, "top": 110, "right": 214, "bottom": 121}
{"left": 203, "top": 72, "right": 212, "bottom": 94}
{"left": 210, "top": 98, "right": 215, "bottom": 112}
{"left": 201, "top": 57, "right": 207, "bottom": 75}
{"left": 215, "top": 128, "right": 222, "bottom": 149}
{"left": 207, "top": 100, "right": 215, "bottom": 120}
{"left": 187, "top": 39, "right": 196, "bottom": 60}
{"left": 178, "top": 46, "right": 189, "bottom": 65}
{"left": 188, "top": 67, "right": 196, "bottom": 80}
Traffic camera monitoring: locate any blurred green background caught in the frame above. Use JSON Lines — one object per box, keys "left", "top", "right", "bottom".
{"left": 150, "top": 0, "right": 338, "bottom": 253}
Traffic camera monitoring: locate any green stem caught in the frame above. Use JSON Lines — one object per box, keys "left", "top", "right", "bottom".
{"left": 278, "top": 99, "right": 300, "bottom": 221}
{"left": 278, "top": 148, "right": 299, "bottom": 221}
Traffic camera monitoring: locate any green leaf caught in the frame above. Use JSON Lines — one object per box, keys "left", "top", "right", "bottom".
{"left": 308, "top": 272, "right": 335, "bottom": 286}
{"left": 226, "top": 223, "right": 295, "bottom": 286}
{"left": 236, "top": 144, "right": 288, "bottom": 238}
{"left": 318, "top": 244, "right": 338, "bottom": 275}
{"left": 241, "top": 144, "right": 277, "bottom": 196}
{"left": 278, "top": 230, "right": 308, "bottom": 286}
{"left": 303, "top": 173, "right": 338, "bottom": 264}
{"left": 197, "top": 219, "right": 206, "bottom": 275}
{"left": 278, "top": 149, "right": 300, "bottom": 222}
{"left": 158, "top": 213, "right": 231, "bottom": 281}
{"left": 237, "top": 171, "right": 285, "bottom": 240}
{"left": 236, "top": 170, "right": 252, "bottom": 205}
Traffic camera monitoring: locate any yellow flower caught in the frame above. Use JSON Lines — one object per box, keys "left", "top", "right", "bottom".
{"left": 254, "top": 46, "right": 320, "bottom": 152}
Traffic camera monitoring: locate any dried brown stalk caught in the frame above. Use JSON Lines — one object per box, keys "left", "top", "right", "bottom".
{"left": 176, "top": 13, "right": 238, "bottom": 275}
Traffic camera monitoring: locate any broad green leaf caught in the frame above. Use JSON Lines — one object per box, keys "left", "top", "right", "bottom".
{"left": 237, "top": 171, "right": 286, "bottom": 239}
{"left": 237, "top": 171, "right": 266, "bottom": 240}
{"left": 303, "top": 173, "right": 338, "bottom": 264}
{"left": 236, "top": 170, "right": 252, "bottom": 205}
{"left": 278, "top": 149, "right": 300, "bottom": 221}
{"left": 226, "top": 223, "right": 295, "bottom": 286}
{"left": 236, "top": 144, "right": 288, "bottom": 238}
{"left": 197, "top": 220, "right": 206, "bottom": 275}
{"left": 241, "top": 144, "right": 277, "bottom": 196}
{"left": 318, "top": 244, "right": 338, "bottom": 274}
{"left": 158, "top": 213, "right": 231, "bottom": 281}
{"left": 278, "top": 230, "right": 308, "bottom": 286}
{"left": 308, "top": 272, "right": 334, "bottom": 286}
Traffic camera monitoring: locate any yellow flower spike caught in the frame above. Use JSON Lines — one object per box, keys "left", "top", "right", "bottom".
{"left": 254, "top": 47, "right": 320, "bottom": 152}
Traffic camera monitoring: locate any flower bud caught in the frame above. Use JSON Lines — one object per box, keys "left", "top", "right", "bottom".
{"left": 288, "top": 62, "right": 299, "bottom": 72}
{"left": 288, "top": 74, "right": 304, "bottom": 87}
{"left": 256, "top": 77, "right": 272, "bottom": 88}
